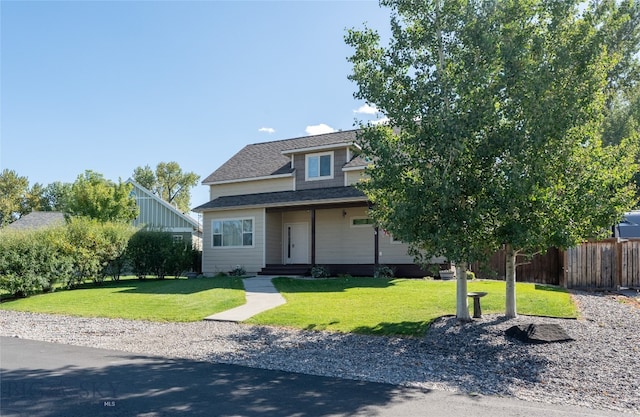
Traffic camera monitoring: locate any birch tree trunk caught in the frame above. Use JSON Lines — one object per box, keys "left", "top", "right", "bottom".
{"left": 505, "top": 245, "right": 517, "bottom": 319}
{"left": 456, "top": 263, "right": 471, "bottom": 322}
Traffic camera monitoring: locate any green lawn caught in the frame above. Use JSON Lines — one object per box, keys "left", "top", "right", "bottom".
{"left": 246, "top": 277, "right": 578, "bottom": 336}
{"left": 0, "top": 276, "right": 578, "bottom": 337}
{"left": 0, "top": 276, "right": 246, "bottom": 322}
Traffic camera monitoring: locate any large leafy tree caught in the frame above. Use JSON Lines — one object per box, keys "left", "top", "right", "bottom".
{"left": 0, "top": 169, "right": 30, "bottom": 227}
{"left": 346, "top": 0, "right": 639, "bottom": 320}
{"left": 604, "top": 83, "right": 640, "bottom": 204}
{"left": 132, "top": 162, "right": 200, "bottom": 213}
{"left": 40, "top": 181, "right": 74, "bottom": 212}
{"left": 67, "top": 170, "right": 138, "bottom": 223}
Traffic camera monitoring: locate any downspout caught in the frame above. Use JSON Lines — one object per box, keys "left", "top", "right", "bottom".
{"left": 374, "top": 226, "right": 380, "bottom": 267}
{"left": 311, "top": 208, "right": 316, "bottom": 265}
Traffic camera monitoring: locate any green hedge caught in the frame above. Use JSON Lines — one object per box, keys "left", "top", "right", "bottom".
{"left": 126, "top": 230, "right": 195, "bottom": 279}
{"left": 0, "top": 219, "right": 135, "bottom": 297}
{"left": 0, "top": 227, "right": 73, "bottom": 297}
{"left": 0, "top": 220, "right": 200, "bottom": 298}
{"left": 63, "top": 217, "right": 135, "bottom": 286}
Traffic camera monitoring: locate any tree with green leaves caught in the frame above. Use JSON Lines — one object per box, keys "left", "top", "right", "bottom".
{"left": 132, "top": 162, "right": 200, "bottom": 213}
{"left": 0, "top": 169, "right": 29, "bottom": 227}
{"left": 67, "top": 170, "right": 138, "bottom": 223}
{"left": 346, "top": 0, "right": 639, "bottom": 320}
{"left": 41, "top": 181, "right": 73, "bottom": 212}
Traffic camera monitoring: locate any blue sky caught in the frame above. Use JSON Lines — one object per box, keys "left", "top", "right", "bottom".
{"left": 0, "top": 0, "right": 390, "bottom": 213}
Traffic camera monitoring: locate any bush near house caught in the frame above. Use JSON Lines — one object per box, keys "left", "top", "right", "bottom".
{"left": 0, "top": 221, "right": 199, "bottom": 298}
{"left": 0, "top": 219, "right": 135, "bottom": 297}
{"left": 0, "top": 227, "right": 73, "bottom": 297}
{"left": 64, "top": 217, "right": 135, "bottom": 287}
{"left": 126, "top": 230, "right": 196, "bottom": 279}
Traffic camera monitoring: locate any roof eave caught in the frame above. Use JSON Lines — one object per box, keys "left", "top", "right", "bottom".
{"left": 202, "top": 172, "right": 294, "bottom": 186}
{"left": 194, "top": 196, "right": 369, "bottom": 213}
{"left": 280, "top": 142, "right": 361, "bottom": 156}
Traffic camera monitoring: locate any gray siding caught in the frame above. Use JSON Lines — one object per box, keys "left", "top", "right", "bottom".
{"left": 295, "top": 149, "right": 347, "bottom": 190}
{"left": 131, "top": 182, "right": 198, "bottom": 232}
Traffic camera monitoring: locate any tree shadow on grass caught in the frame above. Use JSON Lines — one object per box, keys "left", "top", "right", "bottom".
{"left": 533, "top": 284, "right": 569, "bottom": 293}
{"left": 272, "top": 277, "right": 396, "bottom": 294}
{"left": 1, "top": 337, "right": 430, "bottom": 417}
{"left": 116, "top": 277, "right": 244, "bottom": 295}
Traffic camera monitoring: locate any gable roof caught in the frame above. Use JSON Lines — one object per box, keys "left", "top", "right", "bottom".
{"left": 202, "top": 129, "right": 367, "bottom": 184}
{"left": 193, "top": 186, "right": 367, "bottom": 212}
{"left": 126, "top": 179, "right": 201, "bottom": 232}
{"left": 6, "top": 211, "right": 66, "bottom": 230}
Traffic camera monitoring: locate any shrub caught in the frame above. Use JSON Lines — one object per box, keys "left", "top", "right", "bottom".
{"left": 228, "top": 265, "right": 246, "bottom": 277}
{"left": 126, "top": 230, "right": 194, "bottom": 279}
{"left": 310, "top": 265, "right": 331, "bottom": 278}
{"left": 466, "top": 271, "right": 476, "bottom": 280}
{"left": 64, "top": 217, "right": 135, "bottom": 286}
{"left": 0, "top": 227, "right": 73, "bottom": 297}
{"left": 374, "top": 265, "right": 395, "bottom": 279}
{"left": 166, "top": 243, "right": 196, "bottom": 278}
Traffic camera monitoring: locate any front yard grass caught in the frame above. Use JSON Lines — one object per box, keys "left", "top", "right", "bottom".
{"left": 1, "top": 276, "right": 578, "bottom": 337}
{"left": 0, "top": 276, "right": 245, "bottom": 322}
{"left": 246, "top": 278, "right": 578, "bottom": 336}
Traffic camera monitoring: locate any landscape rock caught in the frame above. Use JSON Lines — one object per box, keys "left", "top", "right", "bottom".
{"left": 506, "top": 323, "right": 574, "bottom": 344}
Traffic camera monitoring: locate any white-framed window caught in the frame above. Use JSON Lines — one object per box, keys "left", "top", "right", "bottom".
{"left": 173, "top": 235, "right": 184, "bottom": 243}
{"left": 305, "top": 151, "right": 334, "bottom": 181}
{"left": 212, "top": 218, "right": 254, "bottom": 248}
{"left": 351, "top": 217, "right": 374, "bottom": 227}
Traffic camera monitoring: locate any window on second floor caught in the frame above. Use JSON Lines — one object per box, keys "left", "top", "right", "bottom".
{"left": 306, "top": 151, "right": 333, "bottom": 181}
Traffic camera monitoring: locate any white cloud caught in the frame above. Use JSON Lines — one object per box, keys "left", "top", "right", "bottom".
{"left": 354, "top": 104, "right": 379, "bottom": 115}
{"left": 258, "top": 127, "right": 275, "bottom": 134}
{"left": 305, "top": 123, "right": 336, "bottom": 136}
{"left": 370, "top": 117, "right": 390, "bottom": 126}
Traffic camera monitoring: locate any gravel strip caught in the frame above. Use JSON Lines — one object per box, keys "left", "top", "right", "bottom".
{"left": 1, "top": 291, "right": 639, "bottom": 414}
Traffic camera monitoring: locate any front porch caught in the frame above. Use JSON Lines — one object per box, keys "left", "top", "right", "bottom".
{"left": 258, "top": 263, "right": 431, "bottom": 278}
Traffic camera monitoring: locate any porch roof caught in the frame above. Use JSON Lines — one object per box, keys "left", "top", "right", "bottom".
{"left": 193, "top": 186, "right": 368, "bottom": 212}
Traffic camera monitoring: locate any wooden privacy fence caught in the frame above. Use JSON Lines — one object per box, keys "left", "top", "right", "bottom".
{"left": 564, "top": 239, "right": 640, "bottom": 290}
{"left": 471, "top": 248, "right": 562, "bottom": 286}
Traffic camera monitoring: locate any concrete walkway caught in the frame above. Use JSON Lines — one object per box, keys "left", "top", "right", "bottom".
{"left": 204, "top": 276, "right": 286, "bottom": 322}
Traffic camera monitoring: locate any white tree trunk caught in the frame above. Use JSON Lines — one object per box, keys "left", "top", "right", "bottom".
{"left": 456, "top": 263, "right": 471, "bottom": 322}
{"left": 505, "top": 245, "right": 518, "bottom": 319}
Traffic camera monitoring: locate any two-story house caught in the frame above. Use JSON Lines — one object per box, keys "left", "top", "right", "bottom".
{"left": 194, "top": 129, "right": 439, "bottom": 277}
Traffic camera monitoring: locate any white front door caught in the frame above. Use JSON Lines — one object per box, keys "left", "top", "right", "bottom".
{"left": 284, "top": 223, "right": 309, "bottom": 264}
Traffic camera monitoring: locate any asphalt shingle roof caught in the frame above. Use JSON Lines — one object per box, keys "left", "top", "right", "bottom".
{"left": 193, "top": 186, "right": 367, "bottom": 212}
{"left": 202, "top": 129, "right": 367, "bottom": 183}
{"left": 5, "top": 211, "right": 66, "bottom": 230}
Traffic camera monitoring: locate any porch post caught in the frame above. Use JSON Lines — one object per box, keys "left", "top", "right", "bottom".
{"left": 374, "top": 226, "right": 379, "bottom": 266}
{"left": 311, "top": 208, "right": 316, "bottom": 265}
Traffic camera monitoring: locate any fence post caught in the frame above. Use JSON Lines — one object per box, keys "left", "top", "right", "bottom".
{"left": 616, "top": 240, "right": 623, "bottom": 290}
{"left": 562, "top": 249, "right": 569, "bottom": 288}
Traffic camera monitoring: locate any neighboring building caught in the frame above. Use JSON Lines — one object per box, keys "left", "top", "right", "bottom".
{"left": 5, "top": 211, "right": 66, "bottom": 230}
{"left": 127, "top": 179, "right": 202, "bottom": 249}
{"left": 615, "top": 210, "right": 640, "bottom": 238}
{"left": 194, "top": 129, "right": 444, "bottom": 276}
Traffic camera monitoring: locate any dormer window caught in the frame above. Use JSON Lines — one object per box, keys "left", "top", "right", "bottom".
{"left": 305, "top": 151, "right": 333, "bottom": 180}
